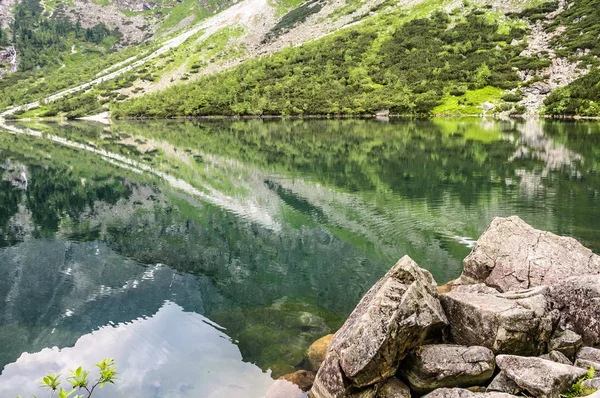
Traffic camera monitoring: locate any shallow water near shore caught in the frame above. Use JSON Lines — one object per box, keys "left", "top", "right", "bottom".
{"left": 0, "top": 118, "right": 598, "bottom": 397}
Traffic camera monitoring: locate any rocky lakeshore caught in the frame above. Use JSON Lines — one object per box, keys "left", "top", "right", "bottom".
{"left": 266, "top": 216, "right": 600, "bottom": 398}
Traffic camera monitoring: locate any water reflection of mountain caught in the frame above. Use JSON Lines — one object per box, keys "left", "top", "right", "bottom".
{"left": 0, "top": 118, "right": 599, "bottom": 391}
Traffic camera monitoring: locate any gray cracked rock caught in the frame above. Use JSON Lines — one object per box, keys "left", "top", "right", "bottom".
{"left": 457, "top": 216, "right": 600, "bottom": 292}
{"left": 486, "top": 371, "right": 523, "bottom": 395}
{"left": 310, "top": 256, "right": 447, "bottom": 398}
{"left": 400, "top": 344, "right": 495, "bottom": 393}
{"left": 575, "top": 347, "right": 600, "bottom": 371}
{"left": 440, "top": 287, "right": 557, "bottom": 355}
{"left": 496, "top": 355, "right": 587, "bottom": 398}
{"left": 422, "top": 388, "right": 519, "bottom": 398}
{"left": 549, "top": 330, "right": 582, "bottom": 361}
{"left": 548, "top": 275, "right": 600, "bottom": 346}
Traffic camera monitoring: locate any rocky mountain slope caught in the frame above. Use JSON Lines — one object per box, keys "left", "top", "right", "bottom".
{"left": 0, "top": 0, "right": 599, "bottom": 118}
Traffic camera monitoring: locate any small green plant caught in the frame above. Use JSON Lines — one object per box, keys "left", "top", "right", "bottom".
{"left": 562, "top": 366, "right": 596, "bottom": 398}
{"left": 18, "top": 358, "right": 118, "bottom": 398}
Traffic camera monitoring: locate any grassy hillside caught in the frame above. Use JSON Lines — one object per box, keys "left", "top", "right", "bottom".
{"left": 113, "top": 5, "right": 547, "bottom": 117}
{"left": 543, "top": 0, "right": 600, "bottom": 117}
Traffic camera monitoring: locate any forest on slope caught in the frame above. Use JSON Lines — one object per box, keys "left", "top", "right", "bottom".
{"left": 111, "top": 0, "right": 600, "bottom": 118}
{"left": 1, "top": 0, "right": 600, "bottom": 118}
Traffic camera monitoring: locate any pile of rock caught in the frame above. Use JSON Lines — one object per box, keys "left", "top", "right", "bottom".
{"left": 267, "top": 216, "right": 600, "bottom": 398}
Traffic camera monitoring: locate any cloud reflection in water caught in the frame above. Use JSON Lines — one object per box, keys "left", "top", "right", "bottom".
{"left": 0, "top": 302, "right": 275, "bottom": 398}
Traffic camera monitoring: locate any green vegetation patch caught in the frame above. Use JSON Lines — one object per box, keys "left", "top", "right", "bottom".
{"left": 114, "top": 8, "right": 539, "bottom": 117}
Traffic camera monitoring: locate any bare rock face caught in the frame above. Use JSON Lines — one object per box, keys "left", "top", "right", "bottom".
{"left": 307, "top": 334, "right": 334, "bottom": 371}
{"left": 548, "top": 275, "right": 600, "bottom": 346}
{"left": 496, "top": 355, "right": 587, "bottom": 398}
{"left": 377, "top": 378, "right": 410, "bottom": 398}
{"left": 440, "top": 287, "right": 558, "bottom": 355}
{"left": 310, "top": 256, "right": 448, "bottom": 398}
{"left": 422, "top": 388, "right": 519, "bottom": 398}
{"left": 457, "top": 216, "right": 600, "bottom": 292}
{"left": 549, "top": 330, "right": 582, "bottom": 361}
{"left": 400, "top": 344, "right": 495, "bottom": 393}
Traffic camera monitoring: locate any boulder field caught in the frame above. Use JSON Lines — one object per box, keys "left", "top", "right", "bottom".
{"left": 265, "top": 216, "right": 600, "bottom": 398}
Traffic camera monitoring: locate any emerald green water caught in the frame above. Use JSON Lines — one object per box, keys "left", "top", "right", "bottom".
{"left": 0, "top": 118, "right": 598, "bottom": 397}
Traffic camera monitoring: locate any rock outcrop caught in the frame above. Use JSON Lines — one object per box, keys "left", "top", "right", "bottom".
{"left": 310, "top": 256, "right": 447, "bottom": 398}
{"left": 306, "top": 216, "right": 600, "bottom": 398}
{"left": 440, "top": 287, "right": 557, "bottom": 355}
{"left": 457, "top": 216, "right": 600, "bottom": 292}
{"left": 400, "top": 344, "right": 495, "bottom": 393}
{"left": 496, "top": 355, "right": 587, "bottom": 398}
{"left": 548, "top": 276, "right": 600, "bottom": 346}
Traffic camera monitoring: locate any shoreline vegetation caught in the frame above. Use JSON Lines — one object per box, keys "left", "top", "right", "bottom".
{"left": 3, "top": 113, "right": 600, "bottom": 123}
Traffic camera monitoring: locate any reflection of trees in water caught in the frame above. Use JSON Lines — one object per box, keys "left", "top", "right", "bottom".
{"left": 1, "top": 118, "right": 599, "bottom": 377}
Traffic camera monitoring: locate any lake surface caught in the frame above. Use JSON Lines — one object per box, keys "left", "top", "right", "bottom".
{"left": 0, "top": 118, "right": 598, "bottom": 397}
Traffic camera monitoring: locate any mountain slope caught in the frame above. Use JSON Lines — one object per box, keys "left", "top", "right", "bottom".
{"left": 1, "top": 0, "right": 599, "bottom": 118}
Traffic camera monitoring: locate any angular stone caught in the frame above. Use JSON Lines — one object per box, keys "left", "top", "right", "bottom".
{"left": 548, "top": 276, "right": 600, "bottom": 346}
{"left": 279, "top": 370, "right": 316, "bottom": 392}
{"left": 401, "top": 344, "right": 495, "bottom": 393}
{"left": 496, "top": 355, "right": 587, "bottom": 398}
{"left": 575, "top": 347, "right": 600, "bottom": 371}
{"left": 377, "top": 378, "right": 410, "bottom": 398}
{"left": 457, "top": 216, "right": 600, "bottom": 292}
{"left": 307, "top": 334, "right": 334, "bottom": 371}
{"left": 548, "top": 350, "right": 572, "bottom": 365}
{"left": 440, "top": 287, "right": 557, "bottom": 355}
{"left": 422, "top": 388, "right": 519, "bottom": 398}
{"left": 311, "top": 256, "right": 448, "bottom": 398}
{"left": 486, "top": 371, "right": 523, "bottom": 395}
{"left": 549, "top": 330, "right": 583, "bottom": 361}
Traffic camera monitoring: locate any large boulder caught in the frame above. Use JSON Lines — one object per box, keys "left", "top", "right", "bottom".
{"left": 310, "top": 256, "right": 448, "bottom": 398}
{"left": 548, "top": 275, "right": 600, "bottom": 346}
{"left": 400, "top": 344, "right": 495, "bottom": 393}
{"left": 457, "top": 216, "right": 600, "bottom": 292}
{"left": 440, "top": 287, "right": 557, "bottom": 355}
{"left": 307, "top": 335, "right": 334, "bottom": 371}
{"left": 422, "top": 388, "right": 518, "bottom": 397}
{"left": 496, "top": 355, "right": 587, "bottom": 398}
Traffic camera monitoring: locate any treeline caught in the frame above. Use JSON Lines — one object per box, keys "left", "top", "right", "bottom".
{"left": 544, "top": 0, "right": 600, "bottom": 117}
{"left": 12, "top": 0, "right": 120, "bottom": 71}
{"left": 113, "top": 8, "right": 549, "bottom": 118}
